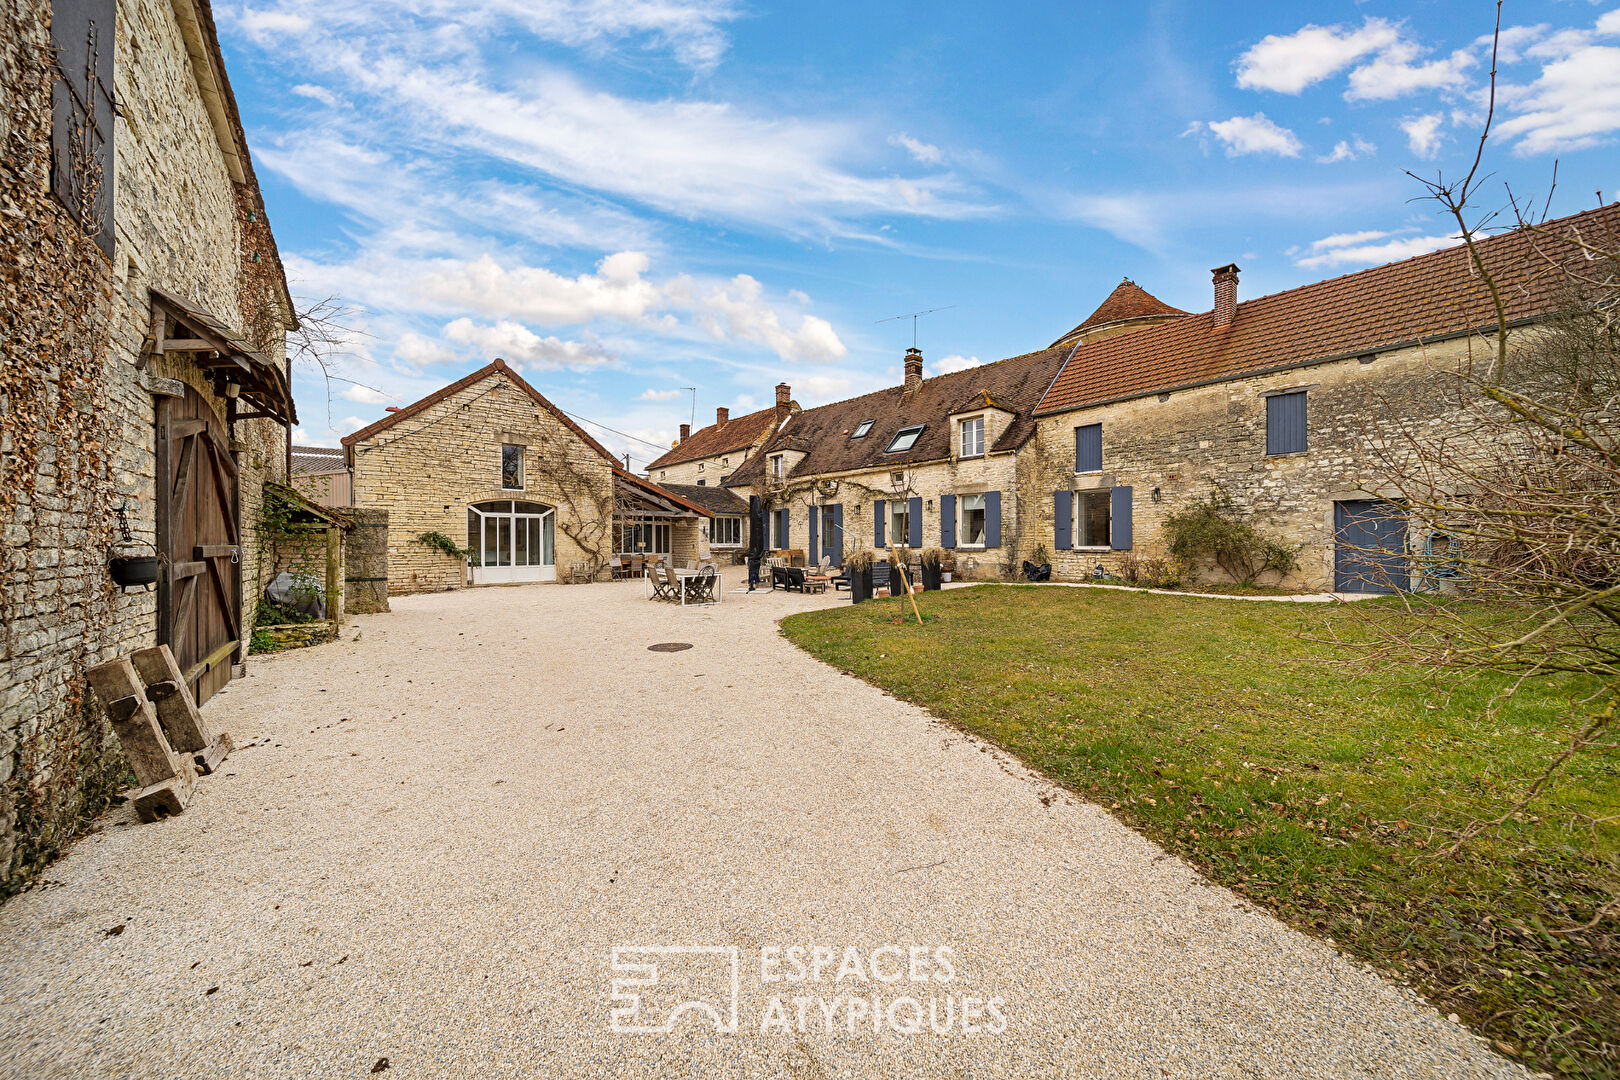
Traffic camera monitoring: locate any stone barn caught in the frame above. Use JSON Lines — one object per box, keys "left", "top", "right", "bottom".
{"left": 343, "top": 360, "right": 710, "bottom": 592}
{"left": 1, "top": 0, "right": 297, "bottom": 886}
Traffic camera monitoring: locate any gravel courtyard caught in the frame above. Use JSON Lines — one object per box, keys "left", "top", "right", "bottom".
{"left": 0, "top": 573, "right": 1522, "bottom": 1079}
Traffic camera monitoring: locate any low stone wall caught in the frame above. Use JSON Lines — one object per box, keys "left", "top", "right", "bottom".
{"left": 253, "top": 621, "right": 338, "bottom": 652}
{"left": 343, "top": 508, "right": 389, "bottom": 614}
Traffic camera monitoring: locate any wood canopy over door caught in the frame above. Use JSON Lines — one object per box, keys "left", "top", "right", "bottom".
{"left": 157, "top": 386, "right": 241, "bottom": 706}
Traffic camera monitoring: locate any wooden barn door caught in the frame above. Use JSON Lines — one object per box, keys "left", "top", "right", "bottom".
{"left": 157, "top": 387, "right": 241, "bottom": 705}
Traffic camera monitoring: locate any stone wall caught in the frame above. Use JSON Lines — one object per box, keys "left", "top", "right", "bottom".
{"left": 0, "top": 0, "right": 291, "bottom": 890}
{"left": 343, "top": 507, "right": 390, "bottom": 614}
{"left": 350, "top": 369, "right": 616, "bottom": 593}
{"left": 1022, "top": 336, "right": 1487, "bottom": 590}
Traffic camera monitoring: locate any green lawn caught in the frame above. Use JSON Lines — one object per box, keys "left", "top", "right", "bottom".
{"left": 781, "top": 585, "right": 1619, "bottom": 1079}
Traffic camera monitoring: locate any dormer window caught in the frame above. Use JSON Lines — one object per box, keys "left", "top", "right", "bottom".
{"left": 886, "top": 425, "right": 924, "bottom": 453}
{"left": 959, "top": 416, "right": 984, "bottom": 458}
{"left": 771, "top": 455, "right": 784, "bottom": 480}
{"left": 852, "top": 420, "right": 874, "bottom": 439}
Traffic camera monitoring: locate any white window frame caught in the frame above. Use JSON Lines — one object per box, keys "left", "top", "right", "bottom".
{"left": 1074, "top": 490, "right": 1112, "bottom": 549}
{"left": 890, "top": 501, "right": 910, "bottom": 546}
{"left": 959, "top": 415, "right": 985, "bottom": 458}
{"left": 957, "top": 492, "right": 987, "bottom": 548}
{"left": 886, "top": 425, "right": 924, "bottom": 453}
{"left": 711, "top": 516, "right": 742, "bottom": 546}
{"left": 771, "top": 455, "right": 784, "bottom": 480}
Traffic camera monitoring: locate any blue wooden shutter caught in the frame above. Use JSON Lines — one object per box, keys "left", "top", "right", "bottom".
{"left": 777, "top": 508, "right": 789, "bottom": 548}
{"left": 1075, "top": 424, "right": 1102, "bottom": 473}
{"left": 985, "top": 490, "right": 1002, "bottom": 548}
{"left": 1054, "top": 490, "right": 1072, "bottom": 550}
{"left": 1266, "top": 392, "right": 1307, "bottom": 455}
{"left": 940, "top": 495, "right": 956, "bottom": 548}
{"left": 808, "top": 507, "right": 819, "bottom": 564}
{"left": 830, "top": 504, "right": 844, "bottom": 566}
{"left": 874, "top": 500, "right": 886, "bottom": 548}
{"left": 908, "top": 496, "right": 922, "bottom": 548}
{"left": 1111, "top": 486, "right": 1133, "bottom": 550}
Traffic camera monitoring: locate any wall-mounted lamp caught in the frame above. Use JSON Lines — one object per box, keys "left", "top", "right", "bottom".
{"left": 224, "top": 380, "right": 241, "bottom": 399}
{"left": 1151, "top": 487, "right": 1162, "bottom": 503}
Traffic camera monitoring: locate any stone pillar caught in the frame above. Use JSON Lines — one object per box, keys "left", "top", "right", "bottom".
{"left": 344, "top": 507, "right": 390, "bottom": 614}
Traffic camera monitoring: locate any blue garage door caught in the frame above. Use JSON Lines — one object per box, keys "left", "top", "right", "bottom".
{"left": 1334, "top": 500, "right": 1409, "bottom": 593}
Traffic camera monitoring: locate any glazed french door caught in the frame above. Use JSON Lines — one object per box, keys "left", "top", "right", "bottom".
{"left": 467, "top": 500, "right": 555, "bottom": 583}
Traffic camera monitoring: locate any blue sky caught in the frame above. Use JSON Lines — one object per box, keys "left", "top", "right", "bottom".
{"left": 216, "top": 0, "right": 1620, "bottom": 467}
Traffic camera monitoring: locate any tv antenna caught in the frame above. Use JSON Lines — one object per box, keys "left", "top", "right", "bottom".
{"left": 682, "top": 387, "right": 696, "bottom": 429}
{"left": 876, "top": 305, "right": 955, "bottom": 348}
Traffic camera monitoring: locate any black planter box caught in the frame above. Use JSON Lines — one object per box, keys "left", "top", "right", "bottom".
{"left": 920, "top": 563, "right": 942, "bottom": 590}
{"left": 849, "top": 568, "right": 873, "bottom": 603}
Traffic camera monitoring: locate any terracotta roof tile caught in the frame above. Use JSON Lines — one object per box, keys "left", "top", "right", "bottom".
{"left": 725, "top": 346, "right": 1070, "bottom": 487}
{"left": 647, "top": 405, "right": 780, "bottom": 469}
{"left": 1036, "top": 205, "right": 1620, "bottom": 415}
{"left": 1051, "top": 279, "right": 1188, "bottom": 347}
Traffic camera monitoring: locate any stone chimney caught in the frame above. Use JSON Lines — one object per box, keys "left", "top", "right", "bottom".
{"left": 775, "top": 382, "right": 792, "bottom": 425}
{"left": 1211, "top": 264, "right": 1240, "bottom": 328}
{"left": 904, "top": 346, "right": 924, "bottom": 391}
{"left": 716, "top": 406, "right": 729, "bottom": 425}
{"left": 679, "top": 423, "right": 690, "bottom": 443}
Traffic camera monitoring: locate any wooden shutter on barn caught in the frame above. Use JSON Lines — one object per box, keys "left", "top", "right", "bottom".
{"left": 157, "top": 387, "right": 241, "bottom": 707}
{"left": 50, "top": 0, "right": 115, "bottom": 255}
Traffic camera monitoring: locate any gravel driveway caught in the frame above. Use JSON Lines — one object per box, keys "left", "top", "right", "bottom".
{"left": 0, "top": 572, "right": 1522, "bottom": 1079}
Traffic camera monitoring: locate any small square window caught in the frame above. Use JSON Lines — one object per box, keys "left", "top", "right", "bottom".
{"left": 698, "top": 462, "right": 705, "bottom": 471}
{"left": 852, "top": 420, "right": 874, "bottom": 439}
{"left": 886, "top": 425, "right": 924, "bottom": 453}
{"left": 501, "top": 444, "right": 524, "bottom": 489}
{"left": 1266, "top": 391, "right": 1308, "bottom": 455}
{"left": 722, "top": 457, "right": 729, "bottom": 466}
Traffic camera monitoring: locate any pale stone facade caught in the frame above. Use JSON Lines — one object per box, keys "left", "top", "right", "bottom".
{"left": 1022, "top": 335, "right": 1488, "bottom": 591}
{"left": 347, "top": 364, "right": 618, "bottom": 593}
{"left": 1, "top": 0, "right": 295, "bottom": 886}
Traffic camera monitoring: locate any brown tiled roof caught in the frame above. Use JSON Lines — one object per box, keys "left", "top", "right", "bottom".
{"left": 1036, "top": 204, "right": 1620, "bottom": 416}
{"left": 340, "top": 359, "right": 619, "bottom": 465}
{"left": 658, "top": 482, "right": 749, "bottom": 516}
{"left": 1051, "top": 279, "right": 1188, "bottom": 347}
{"left": 647, "top": 405, "right": 780, "bottom": 469}
{"left": 725, "top": 346, "right": 1071, "bottom": 487}
{"left": 615, "top": 468, "right": 713, "bottom": 517}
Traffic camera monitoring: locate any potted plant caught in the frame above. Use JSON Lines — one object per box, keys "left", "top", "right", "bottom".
{"left": 918, "top": 548, "right": 944, "bottom": 590}
{"left": 846, "top": 549, "right": 875, "bottom": 603}
{"left": 941, "top": 549, "right": 955, "bottom": 583}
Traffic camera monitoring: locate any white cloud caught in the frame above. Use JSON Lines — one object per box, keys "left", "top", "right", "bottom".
{"left": 391, "top": 331, "right": 458, "bottom": 372}
{"left": 888, "top": 133, "right": 943, "bottom": 165}
{"left": 443, "top": 318, "right": 616, "bottom": 369}
{"left": 933, "top": 354, "right": 981, "bottom": 374}
{"left": 1205, "top": 114, "right": 1303, "bottom": 157}
{"left": 341, "top": 415, "right": 370, "bottom": 432}
{"left": 1316, "top": 136, "right": 1377, "bottom": 163}
{"left": 1346, "top": 42, "right": 1472, "bottom": 102}
{"left": 1292, "top": 229, "right": 1458, "bottom": 269}
{"left": 1495, "top": 40, "right": 1620, "bottom": 154}
{"left": 341, "top": 384, "right": 393, "bottom": 405}
{"left": 418, "top": 251, "right": 664, "bottom": 325}
{"left": 238, "top": 8, "right": 311, "bottom": 39}
{"left": 290, "top": 83, "right": 340, "bottom": 107}
{"left": 667, "top": 273, "right": 847, "bottom": 362}
{"left": 1235, "top": 18, "right": 1401, "bottom": 93}
{"left": 1400, "top": 113, "right": 1446, "bottom": 159}
{"left": 639, "top": 388, "right": 683, "bottom": 401}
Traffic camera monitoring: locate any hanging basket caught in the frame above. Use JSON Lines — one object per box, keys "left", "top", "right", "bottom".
{"left": 110, "top": 554, "right": 161, "bottom": 589}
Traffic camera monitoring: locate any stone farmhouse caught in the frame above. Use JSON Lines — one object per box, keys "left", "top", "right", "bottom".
{"left": 341, "top": 360, "right": 713, "bottom": 592}
{"left": 715, "top": 205, "right": 1618, "bottom": 592}
{"left": 2, "top": 0, "right": 297, "bottom": 883}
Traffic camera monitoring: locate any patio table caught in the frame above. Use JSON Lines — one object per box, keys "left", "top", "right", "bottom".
{"left": 674, "top": 568, "right": 720, "bottom": 606}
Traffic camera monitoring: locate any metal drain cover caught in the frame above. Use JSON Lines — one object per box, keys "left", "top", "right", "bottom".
{"left": 647, "top": 642, "right": 693, "bottom": 652}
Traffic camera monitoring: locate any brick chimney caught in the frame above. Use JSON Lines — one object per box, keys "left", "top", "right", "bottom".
{"left": 1211, "top": 264, "right": 1240, "bottom": 328}
{"left": 775, "top": 382, "right": 791, "bottom": 425}
{"left": 904, "top": 346, "right": 924, "bottom": 390}
{"left": 679, "top": 423, "right": 690, "bottom": 443}
{"left": 716, "top": 406, "right": 729, "bottom": 425}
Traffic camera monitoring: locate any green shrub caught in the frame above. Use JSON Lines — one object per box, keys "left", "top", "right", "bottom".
{"left": 1162, "top": 492, "right": 1300, "bottom": 585}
